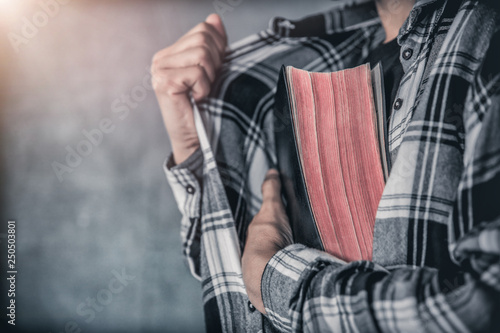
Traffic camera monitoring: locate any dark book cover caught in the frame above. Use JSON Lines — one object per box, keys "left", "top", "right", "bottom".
{"left": 274, "top": 65, "right": 324, "bottom": 251}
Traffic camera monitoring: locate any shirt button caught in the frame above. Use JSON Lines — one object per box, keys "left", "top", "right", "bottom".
{"left": 248, "top": 301, "right": 256, "bottom": 312}
{"left": 185, "top": 185, "right": 195, "bottom": 194}
{"left": 402, "top": 48, "right": 413, "bottom": 60}
{"left": 394, "top": 98, "right": 403, "bottom": 110}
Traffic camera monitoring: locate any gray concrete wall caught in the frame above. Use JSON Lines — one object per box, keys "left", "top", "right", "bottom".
{"left": 0, "top": 1, "right": 334, "bottom": 332}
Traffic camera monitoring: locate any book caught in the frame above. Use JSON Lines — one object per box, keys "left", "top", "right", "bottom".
{"left": 274, "top": 63, "right": 390, "bottom": 262}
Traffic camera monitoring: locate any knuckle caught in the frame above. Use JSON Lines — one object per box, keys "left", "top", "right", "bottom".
{"left": 193, "top": 64, "right": 205, "bottom": 77}
{"left": 194, "top": 31, "right": 210, "bottom": 45}
{"left": 153, "top": 73, "right": 173, "bottom": 92}
{"left": 152, "top": 74, "right": 165, "bottom": 90}
{"left": 151, "top": 53, "right": 162, "bottom": 66}
{"left": 152, "top": 49, "right": 163, "bottom": 61}
{"left": 151, "top": 55, "right": 158, "bottom": 66}
{"left": 195, "top": 46, "right": 211, "bottom": 64}
{"left": 201, "top": 84, "right": 210, "bottom": 96}
{"left": 151, "top": 76, "right": 162, "bottom": 92}
{"left": 196, "top": 83, "right": 210, "bottom": 99}
{"left": 152, "top": 45, "right": 173, "bottom": 64}
{"left": 198, "top": 22, "right": 210, "bottom": 32}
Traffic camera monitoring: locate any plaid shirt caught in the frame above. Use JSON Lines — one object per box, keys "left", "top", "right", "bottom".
{"left": 164, "top": 0, "right": 500, "bottom": 332}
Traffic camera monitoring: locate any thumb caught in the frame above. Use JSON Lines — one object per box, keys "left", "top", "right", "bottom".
{"left": 261, "top": 169, "right": 282, "bottom": 203}
{"left": 205, "top": 13, "right": 227, "bottom": 43}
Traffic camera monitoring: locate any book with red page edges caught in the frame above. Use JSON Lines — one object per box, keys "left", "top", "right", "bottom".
{"left": 274, "top": 63, "right": 390, "bottom": 262}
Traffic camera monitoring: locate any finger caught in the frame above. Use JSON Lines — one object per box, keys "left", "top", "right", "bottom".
{"left": 261, "top": 169, "right": 282, "bottom": 203}
{"left": 152, "top": 65, "right": 211, "bottom": 101}
{"left": 154, "top": 31, "right": 223, "bottom": 69}
{"left": 205, "top": 13, "right": 227, "bottom": 46}
{"left": 184, "top": 20, "right": 226, "bottom": 55}
{"left": 152, "top": 46, "right": 217, "bottom": 82}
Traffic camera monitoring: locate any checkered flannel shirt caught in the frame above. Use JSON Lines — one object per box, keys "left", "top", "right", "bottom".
{"left": 164, "top": 0, "right": 500, "bottom": 332}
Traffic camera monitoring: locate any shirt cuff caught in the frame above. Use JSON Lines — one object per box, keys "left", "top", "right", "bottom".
{"left": 261, "top": 244, "right": 344, "bottom": 331}
{"left": 166, "top": 147, "right": 204, "bottom": 179}
{"left": 164, "top": 147, "right": 204, "bottom": 219}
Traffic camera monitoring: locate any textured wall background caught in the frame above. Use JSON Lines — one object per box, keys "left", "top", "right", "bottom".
{"left": 0, "top": 0, "right": 334, "bottom": 332}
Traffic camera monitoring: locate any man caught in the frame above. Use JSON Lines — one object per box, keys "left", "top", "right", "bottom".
{"left": 152, "top": 0, "right": 500, "bottom": 332}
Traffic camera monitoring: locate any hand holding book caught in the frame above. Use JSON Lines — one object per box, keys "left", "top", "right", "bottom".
{"left": 242, "top": 169, "right": 293, "bottom": 315}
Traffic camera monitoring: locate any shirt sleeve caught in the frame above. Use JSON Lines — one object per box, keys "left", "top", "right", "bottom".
{"left": 262, "top": 223, "right": 500, "bottom": 333}
{"left": 164, "top": 147, "right": 204, "bottom": 280}
{"left": 261, "top": 87, "right": 500, "bottom": 333}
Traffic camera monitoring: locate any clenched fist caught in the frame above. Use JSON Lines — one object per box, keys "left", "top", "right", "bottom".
{"left": 151, "top": 14, "right": 227, "bottom": 164}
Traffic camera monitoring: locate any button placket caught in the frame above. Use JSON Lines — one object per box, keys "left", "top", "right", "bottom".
{"left": 399, "top": 40, "right": 418, "bottom": 74}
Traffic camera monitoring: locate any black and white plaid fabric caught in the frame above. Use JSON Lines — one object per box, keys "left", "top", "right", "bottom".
{"left": 165, "top": 0, "right": 500, "bottom": 332}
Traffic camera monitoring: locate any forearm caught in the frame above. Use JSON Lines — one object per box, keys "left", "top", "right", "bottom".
{"left": 261, "top": 242, "right": 499, "bottom": 333}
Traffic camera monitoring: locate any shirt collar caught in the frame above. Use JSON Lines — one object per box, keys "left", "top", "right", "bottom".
{"left": 269, "top": 1, "right": 379, "bottom": 37}
{"left": 399, "top": 0, "right": 446, "bottom": 38}
{"left": 269, "top": 0, "right": 447, "bottom": 38}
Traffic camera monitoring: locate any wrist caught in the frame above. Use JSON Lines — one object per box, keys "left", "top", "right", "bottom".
{"left": 242, "top": 222, "right": 289, "bottom": 315}
{"left": 172, "top": 144, "right": 200, "bottom": 165}
{"left": 246, "top": 222, "right": 289, "bottom": 254}
{"left": 170, "top": 134, "right": 200, "bottom": 165}
{"left": 242, "top": 241, "right": 274, "bottom": 315}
